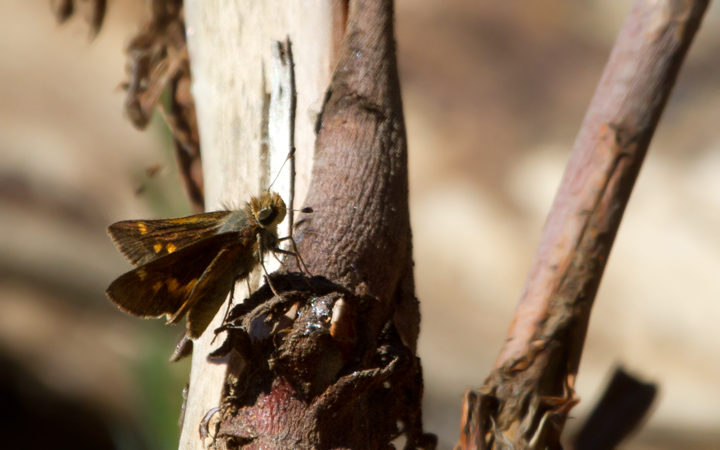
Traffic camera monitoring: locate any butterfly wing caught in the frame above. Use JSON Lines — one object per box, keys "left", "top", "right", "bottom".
{"left": 107, "top": 211, "right": 236, "bottom": 266}
{"left": 181, "top": 242, "right": 257, "bottom": 339}
{"left": 106, "top": 232, "right": 238, "bottom": 319}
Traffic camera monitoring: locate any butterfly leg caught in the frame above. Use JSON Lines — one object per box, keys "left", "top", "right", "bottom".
{"left": 277, "top": 235, "right": 312, "bottom": 276}
{"left": 211, "top": 277, "right": 240, "bottom": 345}
{"left": 273, "top": 247, "right": 312, "bottom": 289}
{"left": 257, "top": 234, "right": 283, "bottom": 298}
{"left": 272, "top": 251, "right": 290, "bottom": 269}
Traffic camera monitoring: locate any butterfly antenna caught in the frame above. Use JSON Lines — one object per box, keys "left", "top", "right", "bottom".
{"left": 268, "top": 148, "right": 296, "bottom": 191}
{"left": 292, "top": 206, "right": 313, "bottom": 214}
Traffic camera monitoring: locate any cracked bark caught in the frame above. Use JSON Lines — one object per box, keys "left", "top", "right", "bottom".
{"left": 456, "top": 1, "right": 710, "bottom": 449}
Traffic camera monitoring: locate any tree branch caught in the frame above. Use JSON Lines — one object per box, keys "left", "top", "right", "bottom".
{"left": 457, "top": 1, "right": 710, "bottom": 449}
{"left": 203, "top": 0, "right": 435, "bottom": 448}
{"left": 178, "top": 2, "right": 343, "bottom": 449}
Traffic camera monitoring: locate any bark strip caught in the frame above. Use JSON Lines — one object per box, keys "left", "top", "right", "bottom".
{"left": 457, "top": 1, "right": 710, "bottom": 449}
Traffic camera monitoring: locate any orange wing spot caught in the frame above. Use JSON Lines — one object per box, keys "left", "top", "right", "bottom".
{"left": 167, "top": 278, "right": 180, "bottom": 292}
{"left": 136, "top": 269, "right": 147, "bottom": 281}
{"left": 166, "top": 243, "right": 177, "bottom": 253}
{"left": 154, "top": 243, "right": 163, "bottom": 253}
{"left": 153, "top": 281, "right": 163, "bottom": 293}
{"left": 138, "top": 223, "right": 148, "bottom": 234}
{"left": 171, "top": 216, "right": 204, "bottom": 224}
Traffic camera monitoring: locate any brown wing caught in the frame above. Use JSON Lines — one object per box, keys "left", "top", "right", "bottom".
{"left": 181, "top": 242, "right": 257, "bottom": 339}
{"left": 105, "top": 232, "right": 238, "bottom": 320}
{"left": 107, "top": 211, "right": 235, "bottom": 266}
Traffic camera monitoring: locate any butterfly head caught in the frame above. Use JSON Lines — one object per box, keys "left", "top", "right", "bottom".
{"left": 251, "top": 191, "right": 287, "bottom": 229}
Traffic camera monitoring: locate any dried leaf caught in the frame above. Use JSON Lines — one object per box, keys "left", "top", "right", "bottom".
{"left": 51, "top": 0, "right": 107, "bottom": 36}
{"left": 123, "top": 0, "right": 203, "bottom": 210}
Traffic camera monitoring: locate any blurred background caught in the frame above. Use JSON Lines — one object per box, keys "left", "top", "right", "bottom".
{"left": 2, "top": 1, "right": 720, "bottom": 449}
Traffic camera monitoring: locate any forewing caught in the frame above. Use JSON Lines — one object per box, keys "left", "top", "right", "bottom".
{"left": 183, "top": 243, "right": 256, "bottom": 339}
{"left": 107, "top": 211, "right": 235, "bottom": 266}
{"left": 105, "top": 232, "right": 238, "bottom": 319}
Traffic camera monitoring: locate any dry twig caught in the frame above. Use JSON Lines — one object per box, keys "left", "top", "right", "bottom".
{"left": 457, "top": 1, "right": 710, "bottom": 449}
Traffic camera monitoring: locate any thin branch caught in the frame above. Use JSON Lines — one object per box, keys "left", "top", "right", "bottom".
{"left": 457, "top": 1, "right": 710, "bottom": 449}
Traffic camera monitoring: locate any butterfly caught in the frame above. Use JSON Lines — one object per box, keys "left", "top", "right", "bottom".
{"left": 106, "top": 191, "right": 302, "bottom": 339}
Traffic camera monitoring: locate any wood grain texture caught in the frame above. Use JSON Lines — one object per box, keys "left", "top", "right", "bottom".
{"left": 297, "top": 0, "right": 420, "bottom": 353}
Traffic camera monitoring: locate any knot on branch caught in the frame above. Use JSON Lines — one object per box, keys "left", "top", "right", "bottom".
{"left": 458, "top": 372, "right": 579, "bottom": 450}
{"left": 207, "top": 274, "right": 436, "bottom": 450}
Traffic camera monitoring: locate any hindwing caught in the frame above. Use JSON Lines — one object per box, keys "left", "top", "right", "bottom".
{"left": 181, "top": 242, "right": 256, "bottom": 338}
{"left": 105, "top": 232, "right": 238, "bottom": 320}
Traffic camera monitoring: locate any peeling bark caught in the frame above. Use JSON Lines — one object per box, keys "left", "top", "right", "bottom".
{"left": 51, "top": 0, "right": 204, "bottom": 211}
{"left": 51, "top": 0, "right": 106, "bottom": 36}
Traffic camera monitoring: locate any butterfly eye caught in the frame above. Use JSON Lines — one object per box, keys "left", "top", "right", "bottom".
{"left": 257, "top": 207, "right": 278, "bottom": 227}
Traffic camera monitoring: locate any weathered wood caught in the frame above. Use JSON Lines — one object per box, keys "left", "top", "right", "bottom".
{"left": 198, "top": 0, "right": 434, "bottom": 448}
{"left": 179, "top": 2, "right": 342, "bottom": 449}
{"left": 457, "top": 1, "right": 710, "bottom": 449}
